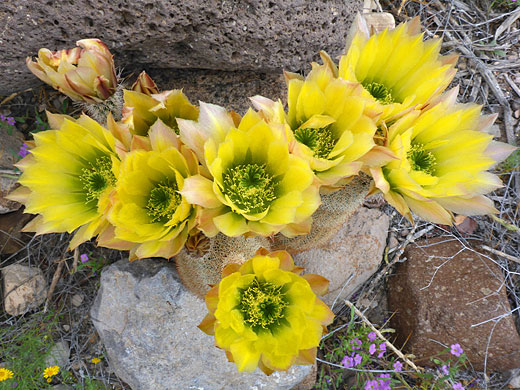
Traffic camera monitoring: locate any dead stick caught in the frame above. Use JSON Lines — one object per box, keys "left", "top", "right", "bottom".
{"left": 481, "top": 245, "right": 520, "bottom": 265}
{"left": 44, "top": 260, "right": 65, "bottom": 312}
{"left": 72, "top": 247, "right": 79, "bottom": 274}
{"left": 345, "top": 299, "right": 421, "bottom": 372}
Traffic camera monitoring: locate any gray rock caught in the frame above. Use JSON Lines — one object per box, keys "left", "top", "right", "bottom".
{"left": 91, "top": 259, "right": 312, "bottom": 390}
{"left": 292, "top": 207, "right": 389, "bottom": 307}
{"left": 2, "top": 264, "right": 47, "bottom": 316}
{"left": 45, "top": 341, "right": 70, "bottom": 368}
{"left": 2, "top": 0, "right": 362, "bottom": 95}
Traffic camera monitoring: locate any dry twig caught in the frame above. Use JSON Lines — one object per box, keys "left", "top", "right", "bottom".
{"left": 345, "top": 299, "right": 421, "bottom": 372}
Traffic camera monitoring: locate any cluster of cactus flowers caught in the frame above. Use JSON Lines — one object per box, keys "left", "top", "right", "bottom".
{"left": 10, "top": 15, "right": 515, "bottom": 374}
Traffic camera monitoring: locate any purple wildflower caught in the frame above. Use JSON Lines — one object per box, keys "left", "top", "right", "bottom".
{"left": 453, "top": 383, "right": 465, "bottom": 390}
{"left": 378, "top": 343, "right": 387, "bottom": 358}
{"left": 369, "top": 343, "right": 377, "bottom": 355}
{"left": 350, "top": 338, "right": 362, "bottom": 350}
{"left": 365, "top": 380, "right": 379, "bottom": 390}
{"left": 450, "top": 344, "right": 463, "bottom": 357}
{"left": 393, "top": 361, "right": 403, "bottom": 372}
{"left": 440, "top": 364, "right": 450, "bottom": 375}
{"left": 0, "top": 114, "right": 5, "bottom": 121}
{"left": 368, "top": 331, "right": 377, "bottom": 342}
{"left": 378, "top": 374, "right": 391, "bottom": 390}
{"left": 341, "top": 355, "right": 354, "bottom": 369}
{"left": 354, "top": 353, "right": 362, "bottom": 366}
{"left": 7, "top": 117, "right": 15, "bottom": 126}
{"left": 80, "top": 253, "right": 89, "bottom": 263}
{"left": 18, "top": 143, "right": 29, "bottom": 158}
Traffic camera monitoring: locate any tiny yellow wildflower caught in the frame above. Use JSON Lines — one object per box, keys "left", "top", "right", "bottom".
{"left": 0, "top": 368, "right": 14, "bottom": 381}
{"left": 92, "top": 357, "right": 101, "bottom": 365}
{"left": 43, "top": 365, "right": 60, "bottom": 380}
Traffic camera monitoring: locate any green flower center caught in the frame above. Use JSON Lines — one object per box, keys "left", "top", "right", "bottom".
{"left": 407, "top": 143, "right": 437, "bottom": 175}
{"left": 239, "top": 278, "right": 289, "bottom": 331}
{"left": 222, "top": 164, "right": 276, "bottom": 214}
{"left": 80, "top": 155, "right": 116, "bottom": 203}
{"left": 146, "top": 179, "right": 182, "bottom": 223}
{"left": 362, "top": 81, "right": 394, "bottom": 105}
{"left": 294, "top": 125, "right": 336, "bottom": 159}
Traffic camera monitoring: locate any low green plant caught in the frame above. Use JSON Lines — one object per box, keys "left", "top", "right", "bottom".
{"left": 0, "top": 310, "right": 61, "bottom": 389}
{"left": 315, "top": 310, "right": 474, "bottom": 390}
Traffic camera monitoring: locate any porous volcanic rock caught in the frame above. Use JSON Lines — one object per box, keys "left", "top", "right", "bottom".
{"left": 2, "top": 0, "right": 362, "bottom": 95}
{"left": 91, "top": 259, "right": 313, "bottom": 390}
{"left": 388, "top": 236, "right": 520, "bottom": 371}
{"left": 147, "top": 68, "right": 287, "bottom": 115}
{"left": 0, "top": 126, "right": 24, "bottom": 213}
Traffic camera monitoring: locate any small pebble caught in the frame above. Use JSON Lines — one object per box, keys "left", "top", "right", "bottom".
{"left": 63, "top": 324, "right": 70, "bottom": 331}
{"left": 71, "top": 294, "right": 84, "bottom": 307}
{"left": 400, "top": 229, "right": 409, "bottom": 237}
{"left": 388, "top": 233, "right": 399, "bottom": 251}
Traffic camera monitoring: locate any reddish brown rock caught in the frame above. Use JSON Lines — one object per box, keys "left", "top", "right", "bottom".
{"left": 388, "top": 236, "right": 520, "bottom": 371}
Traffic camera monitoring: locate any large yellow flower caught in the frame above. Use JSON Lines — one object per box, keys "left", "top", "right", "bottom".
{"left": 8, "top": 113, "right": 120, "bottom": 248}
{"left": 26, "top": 39, "right": 117, "bottom": 104}
{"left": 178, "top": 103, "right": 321, "bottom": 237}
{"left": 369, "top": 89, "right": 515, "bottom": 224}
{"left": 98, "top": 120, "right": 200, "bottom": 260}
{"left": 252, "top": 63, "right": 382, "bottom": 189}
{"left": 338, "top": 16, "right": 458, "bottom": 122}
{"left": 198, "top": 249, "right": 334, "bottom": 374}
{"left": 122, "top": 88, "right": 199, "bottom": 136}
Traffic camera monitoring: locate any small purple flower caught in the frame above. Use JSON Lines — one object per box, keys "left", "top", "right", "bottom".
{"left": 453, "top": 383, "right": 465, "bottom": 390}
{"left": 450, "top": 343, "right": 463, "bottom": 357}
{"left": 354, "top": 353, "right": 362, "bottom": 366}
{"left": 369, "top": 343, "right": 377, "bottom": 355}
{"left": 368, "top": 331, "right": 377, "bottom": 342}
{"left": 440, "top": 364, "right": 450, "bottom": 375}
{"left": 7, "top": 117, "right": 15, "bottom": 126}
{"left": 0, "top": 114, "right": 5, "bottom": 121}
{"left": 377, "top": 375, "right": 391, "bottom": 390}
{"left": 80, "top": 253, "right": 89, "bottom": 263}
{"left": 378, "top": 343, "right": 387, "bottom": 358}
{"left": 342, "top": 355, "right": 354, "bottom": 369}
{"left": 326, "top": 378, "right": 331, "bottom": 383}
{"left": 393, "top": 361, "right": 403, "bottom": 372}
{"left": 350, "top": 338, "right": 362, "bottom": 350}
{"left": 365, "top": 380, "right": 379, "bottom": 390}
{"left": 18, "top": 143, "right": 29, "bottom": 158}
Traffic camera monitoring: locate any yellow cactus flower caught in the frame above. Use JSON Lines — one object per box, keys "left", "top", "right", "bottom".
{"left": 26, "top": 39, "right": 117, "bottom": 104}
{"left": 122, "top": 88, "right": 199, "bottom": 136}
{"left": 198, "top": 249, "right": 334, "bottom": 374}
{"left": 178, "top": 103, "right": 321, "bottom": 237}
{"left": 369, "top": 88, "right": 516, "bottom": 224}
{"left": 338, "top": 16, "right": 457, "bottom": 122}
{"left": 7, "top": 112, "right": 120, "bottom": 249}
{"left": 0, "top": 368, "right": 14, "bottom": 382}
{"left": 131, "top": 71, "right": 159, "bottom": 96}
{"left": 252, "top": 62, "right": 383, "bottom": 189}
{"left": 98, "top": 120, "right": 200, "bottom": 260}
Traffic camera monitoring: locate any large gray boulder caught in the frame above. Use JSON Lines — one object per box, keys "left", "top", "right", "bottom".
{"left": 91, "top": 259, "right": 312, "bottom": 390}
{"left": 2, "top": 0, "right": 362, "bottom": 95}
